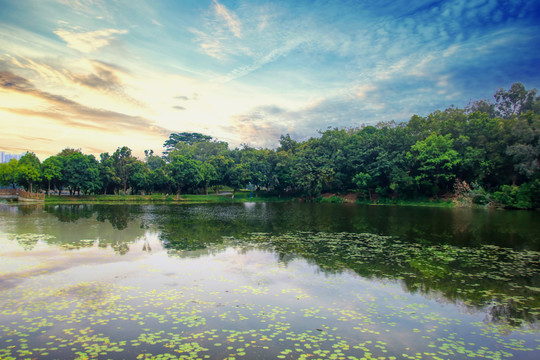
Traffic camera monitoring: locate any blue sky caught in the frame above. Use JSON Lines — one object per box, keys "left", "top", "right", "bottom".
{"left": 1, "top": 0, "right": 539, "bottom": 159}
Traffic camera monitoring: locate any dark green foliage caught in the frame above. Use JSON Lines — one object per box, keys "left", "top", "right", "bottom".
{"left": 111, "top": 146, "right": 138, "bottom": 195}
{"left": 61, "top": 152, "right": 101, "bottom": 195}
{"left": 492, "top": 181, "right": 540, "bottom": 209}
{"left": 0, "top": 158, "right": 18, "bottom": 188}
{"left": 15, "top": 152, "right": 41, "bottom": 192}
{"left": 166, "top": 152, "right": 203, "bottom": 195}
{"left": 41, "top": 155, "right": 62, "bottom": 195}
{"left": 407, "top": 134, "right": 461, "bottom": 196}
{"left": 163, "top": 132, "right": 213, "bottom": 154}
{"left": 21, "top": 84, "right": 540, "bottom": 208}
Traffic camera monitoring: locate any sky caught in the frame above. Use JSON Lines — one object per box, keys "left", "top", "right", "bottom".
{"left": 1, "top": 0, "right": 539, "bottom": 160}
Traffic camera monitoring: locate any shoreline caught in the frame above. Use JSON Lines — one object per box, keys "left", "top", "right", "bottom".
{"left": 40, "top": 192, "right": 458, "bottom": 208}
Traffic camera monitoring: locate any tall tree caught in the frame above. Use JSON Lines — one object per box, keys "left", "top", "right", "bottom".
{"left": 0, "top": 158, "right": 18, "bottom": 189}
{"left": 15, "top": 152, "right": 41, "bottom": 192}
{"left": 42, "top": 156, "right": 63, "bottom": 195}
{"left": 163, "top": 132, "right": 212, "bottom": 154}
{"left": 506, "top": 111, "right": 540, "bottom": 181}
{"left": 292, "top": 143, "right": 334, "bottom": 199}
{"left": 144, "top": 149, "right": 166, "bottom": 171}
{"left": 208, "top": 154, "right": 234, "bottom": 194}
{"left": 112, "top": 146, "right": 137, "bottom": 194}
{"left": 407, "top": 134, "right": 461, "bottom": 195}
{"left": 166, "top": 152, "right": 202, "bottom": 197}
{"left": 226, "top": 162, "right": 250, "bottom": 199}
{"left": 199, "top": 162, "right": 217, "bottom": 195}
{"left": 98, "top": 153, "right": 120, "bottom": 195}
{"left": 129, "top": 160, "right": 151, "bottom": 195}
{"left": 62, "top": 152, "right": 100, "bottom": 195}
{"left": 494, "top": 82, "right": 537, "bottom": 119}
{"left": 278, "top": 133, "right": 300, "bottom": 154}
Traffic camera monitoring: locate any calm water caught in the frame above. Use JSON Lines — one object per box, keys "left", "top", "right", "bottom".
{"left": 0, "top": 202, "right": 539, "bottom": 360}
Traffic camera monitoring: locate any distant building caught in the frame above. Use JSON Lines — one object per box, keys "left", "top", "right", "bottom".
{"left": 0, "top": 151, "right": 24, "bottom": 163}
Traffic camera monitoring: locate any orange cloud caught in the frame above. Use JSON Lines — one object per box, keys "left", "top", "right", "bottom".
{"left": 0, "top": 71, "right": 170, "bottom": 136}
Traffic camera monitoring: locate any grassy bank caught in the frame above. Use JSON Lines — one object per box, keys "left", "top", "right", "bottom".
{"left": 315, "top": 193, "right": 456, "bottom": 208}
{"left": 353, "top": 198, "right": 456, "bottom": 208}
{"left": 44, "top": 191, "right": 458, "bottom": 208}
{"left": 44, "top": 191, "right": 288, "bottom": 204}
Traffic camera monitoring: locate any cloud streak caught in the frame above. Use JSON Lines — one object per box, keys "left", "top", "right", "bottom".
{"left": 0, "top": 71, "right": 170, "bottom": 136}
{"left": 212, "top": 0, "right": 242, "bottom": 38}
{"left": 54, "top": 28, "right": 128, "bottom": 53}
{"left": 68, "top": 61, "right": 122, "bottom": 91}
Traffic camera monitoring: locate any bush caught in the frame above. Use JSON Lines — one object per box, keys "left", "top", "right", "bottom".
{"left": 492, "top": 183, "right": 534, "bottom": 209}
{"left": 317, "top": 195, "right": 343, "bottom": 203}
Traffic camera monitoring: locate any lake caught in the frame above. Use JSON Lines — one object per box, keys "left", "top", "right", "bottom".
{"left": 1, "top": 202, "right": 539, "bottom": 360}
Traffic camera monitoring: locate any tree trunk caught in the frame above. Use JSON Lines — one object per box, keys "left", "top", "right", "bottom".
{"left": 47, "top": 180, "right": 51, "bottom": 196}
{"left": 30, "top": 182, "right": 33, "bottom": 193}
{"left": 205, "top": 184, "right": 208, "bottom": 195}
{"left": 232, "top": 189, "right": 236, "bottom": 199}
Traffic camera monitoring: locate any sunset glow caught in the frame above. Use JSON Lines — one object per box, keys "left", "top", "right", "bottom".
{"left": 1, "top": 0, "right": 539, "bottom": 159}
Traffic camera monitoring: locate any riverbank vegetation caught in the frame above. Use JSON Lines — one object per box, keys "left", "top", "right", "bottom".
{"left": 1, "top": 83, "right": 538, "bottom": 209}
{"left": 43, "top": 191, "right": 285, "bottom": 204}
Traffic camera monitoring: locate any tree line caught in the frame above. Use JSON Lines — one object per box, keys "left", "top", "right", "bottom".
{"left": 0, "top": 83, "right": 538, "bottom": 208}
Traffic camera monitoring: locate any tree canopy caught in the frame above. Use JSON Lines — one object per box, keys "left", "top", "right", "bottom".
{"left": 4, "top": 82, "right": 539, "bottom": 209}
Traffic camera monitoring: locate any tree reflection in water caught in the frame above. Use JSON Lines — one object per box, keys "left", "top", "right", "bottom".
{"left": 26, "top": 203, "right": 540, "bottom": 328}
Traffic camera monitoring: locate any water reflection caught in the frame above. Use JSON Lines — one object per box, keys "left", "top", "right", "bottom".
{"left": 1, "top": 203, "right": 539, "bottom": 329}
{"left": 34, "top": 203, "right": 540, "bottom": 251}
{"left": 243, "top": 232, "right": 540, "bottom": 328}
{"left": 0, "top": 204, "right": 147, "bottom": 254}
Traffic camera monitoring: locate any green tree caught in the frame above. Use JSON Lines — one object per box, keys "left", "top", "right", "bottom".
{"left": 57, "top": 148, "right": 81, "bottom": 157}
{"left": 163, "top": 132, "right": 213, "bottom": 154}
{"left": 278, "top": 133, "right": 300, "bottom": 154}
{"left": 227, "top": 162, "right": 250, "bottom": 199}
{"left": 166, "top": 152, "right": 202, "bottom": 197}
{"left": 232, "top": 146, "right": 275, "bottom": 195}
{"left": 407, "top": 134, "right": 461, "bottom": 195}
{"left": 312, "top": 128, "right": 351, "bottom": 191}
{"left": 208, "top": 154, "right": 234, "bottom": 194}
{"left": 271, "top": 150, "right": 294, "bottom": 194}
{"left": 494, "top": 82, "right": 537, "bottom": 119}
{"left": 15, "top": 152, "right": 41, "bottom": 192}
{"left": 62, "top": 152, "right": 101, "bottom": 195}
{"left": 466, "top": 99, "right": 497, "bottom": 118}
{"left": 149, "top": 168, "right": 170, "bottom": 194}
{"left": 42, "top": 156, "right": 63, "bottom": 195}
{"left": 292, "top": 143, "right": 334, "bottom": 199}
{"left": 129, "top": 160, "right": 151, "bottom": 195}
{"left": 347, "top": 124, "right": 413, "bottom": 198}
{"left": 506, "top": 111, "right": 539, "bottom": 181}
{"left": 191, "top": 140, "right": 229, "bottom": 162}
{"left": 0, "top": 158, "right": 18, "bottom": 188}
{"left": 112, "top": 146, "right": 137, "bottom": 194}
{"left": 144, "top": 149, "right": 166, "bottom": 171}
{"left": 199, "top": 162, "right": 217, "bottom": 195}
{"left": 98, "top": 152, "right": 120, "bottom": 195}
{"left": 461, "top": 111, "right": 515, "bottom": 187}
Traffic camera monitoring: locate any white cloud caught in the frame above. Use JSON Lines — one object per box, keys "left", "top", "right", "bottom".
{"left": 54, "top": 28, "right": 128, "bottom": 53}
{"left": 213, "top": 0, "right": 242, "bottom": 38}
{"left": 354, "top": 84, "right": 378, "bottom": 100}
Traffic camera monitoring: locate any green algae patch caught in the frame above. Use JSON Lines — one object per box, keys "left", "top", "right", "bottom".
{"left": 1, "top": 226, "right": 539, "bottom": 359}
